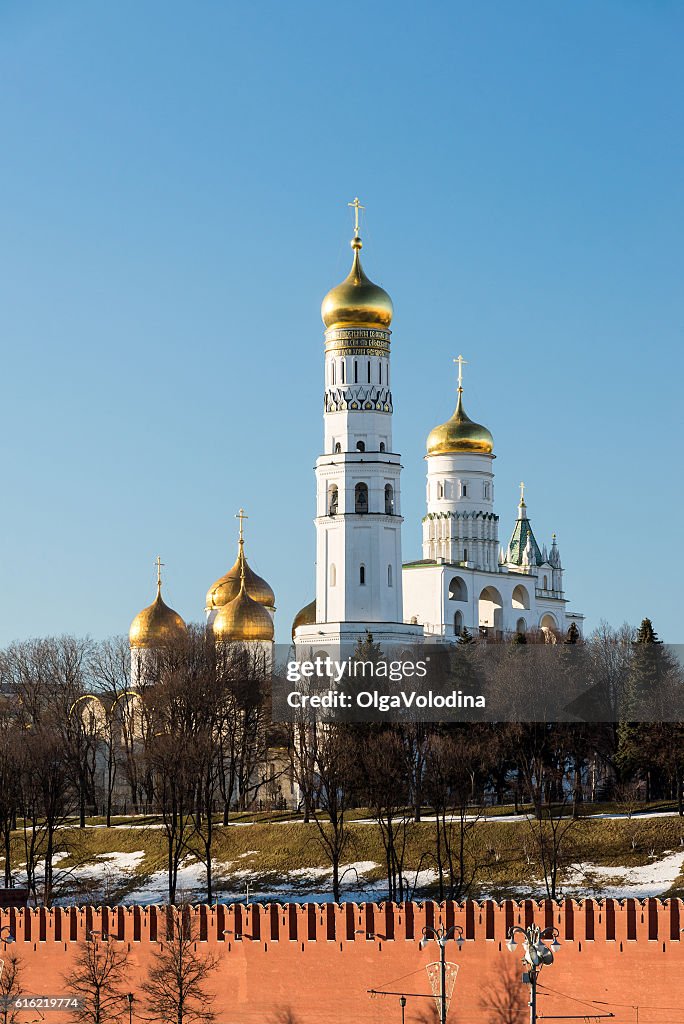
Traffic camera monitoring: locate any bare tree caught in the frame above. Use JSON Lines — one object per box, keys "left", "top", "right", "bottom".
{"left": 141, "top": 910, "right": 218, "bottom": 1024}
{"left": 423, "top": 729, "right": 484, "bottom": 900}
{"left": 290, "top": 721, "right": 354, "bottom": 902}
{"left": 0, "top": 951, "right": 23, "bottom": 1024}
{"left": 361, "top": 728, "right": 412, "bottom": 901}
{"left": 68, "top": 936, "right": 130, "bottom": 1024}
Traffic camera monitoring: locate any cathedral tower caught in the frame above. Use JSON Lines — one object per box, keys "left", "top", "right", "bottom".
{"left": 315, "top": 200, "right": 403, "bottom": 626}
{"left": 294, "top": 200, "right": 421, "bottom": 648}
{"left": 422, "top": 356, "right": 499, "bottom": 571}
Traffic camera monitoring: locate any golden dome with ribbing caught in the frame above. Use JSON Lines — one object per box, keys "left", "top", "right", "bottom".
{"left": 321, "top": 234, "right": 393, "bottom": 331}
{"left": 129, "top": 585, "right": 187, "bottom": 650}
{"left": 213, "top": 582, "right": 275, "bottom": 643}
{"left": 206, "top": 541, "right": 275, "bottom": 612}
{"left": 426, "top": 391, "right": 494, "bottom": 456}
{"left": 291, "top": 598, "right": 316, "bottom": 640}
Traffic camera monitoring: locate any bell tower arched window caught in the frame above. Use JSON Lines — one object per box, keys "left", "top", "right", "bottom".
{"left": 328, "top": 484, "right": 338, "bottom": 516}
{"left": 385, "top": 484, "right": 394, "bottom": 515}
{"left": 359, "top": 564, "right": 366, "bottom": 586}
{"left": 355, "top": 482, "right": 368, "bottom": 513}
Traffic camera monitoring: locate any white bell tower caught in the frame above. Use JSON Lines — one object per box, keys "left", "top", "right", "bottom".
{"left": 295, "top": 200, "right": 422, "bottom": 648}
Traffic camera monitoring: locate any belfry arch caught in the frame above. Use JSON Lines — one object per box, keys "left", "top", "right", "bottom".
{"left": 512, "top": 583, "right": 530, "bottom": 610}
{"left": 479, "top": 586, "right": 503, "bottom": 633}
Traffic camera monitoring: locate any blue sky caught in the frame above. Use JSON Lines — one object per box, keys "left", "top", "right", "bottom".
{"left": 0, "top": 1, "right": 682, "bottom": 645}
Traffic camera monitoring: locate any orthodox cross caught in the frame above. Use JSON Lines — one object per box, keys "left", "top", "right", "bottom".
{"left": 155, "top": 555, "right": 164, "bottom": 589}
{"left": 453, "top": 354, "right": 468, "bottom": 391}
{"left": 236, "top": 508, "right": 248, "bottom": 544}
{"left": 519, "top": 481, "right": 526, "bottom": 505}
{"left": 348, "top": 197, "right": 365, "bottom": 236}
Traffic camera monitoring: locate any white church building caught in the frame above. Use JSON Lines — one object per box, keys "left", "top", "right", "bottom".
{"left": 293, "top": 201, "right": 583, "bottom": 648}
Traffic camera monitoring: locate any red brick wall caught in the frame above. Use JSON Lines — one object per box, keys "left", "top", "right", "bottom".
{"left": 2, "top": 900, "right": 682, "bottom": 1023}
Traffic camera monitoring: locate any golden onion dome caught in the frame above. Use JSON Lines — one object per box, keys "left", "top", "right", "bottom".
{"left": 291, "top": 598, "right": 316, "bottom": 640}
{"left": 129, "top": 585, "right": 187, "bottom": 650}
{"left": 206, "top": 541, "right": 275, "bottom": 612}
{"left": 321, "top": 234, "right": 393, "bottom": 331}
{"left": 213, "top": 581, "right": 275, "bottom": 643}
{"left": 426, "top": 390, "right": 494, "bottom": 456}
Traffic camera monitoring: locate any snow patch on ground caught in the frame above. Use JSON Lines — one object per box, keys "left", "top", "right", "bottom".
{"left": 562, "top": 850, "right": 684, "bottom": 899}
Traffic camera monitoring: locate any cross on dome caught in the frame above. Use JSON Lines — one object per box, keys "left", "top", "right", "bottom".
{"left": 155, "top": 555, "right": 164, "bottom": 590}
{"left": 348, "top": 196, "right": 365, "bottom": 237}
{"left": 236, "top": 508, "right": 249, "bottom": 545}
{"left": 453, "top": 354, "right": 468, "bottom": 392}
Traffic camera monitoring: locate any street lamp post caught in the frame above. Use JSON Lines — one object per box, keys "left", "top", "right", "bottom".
{"left": 419, "top": 925, "right": 464, "bottom": 1024}
{"left": 399, "top": 994, "right": 406, "bottom": 1024}
{"left": 126, "top": 992, "right": 134, "bottom": 1024}
{"left": 506, "top": 924, "right": 561, "bottom": 1024}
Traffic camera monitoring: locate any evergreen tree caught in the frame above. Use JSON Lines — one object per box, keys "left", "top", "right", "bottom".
{"left": 565, "top": 622, "right": 580, "bottom": 644}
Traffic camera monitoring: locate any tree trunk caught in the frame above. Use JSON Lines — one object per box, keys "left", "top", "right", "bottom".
{"left": 3, "top": 826, "right": 10, "bottom": 887}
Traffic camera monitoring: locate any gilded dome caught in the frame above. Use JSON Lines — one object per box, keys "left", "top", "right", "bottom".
{"left": 321, "top": 236, "right": 393, "bottom": 331}
{"left": 129, "top": 586, "right": 187, "bottom": 650}
{"left": 213, "top": 582, "right": 275, "bottom": 643}
{"left": 426, "top": 391, "right": 494, "bottom": 456}
{"left": 291, "top": 598, "right": 316, "bottom": 640}
{"left": 206, "top": 541, "right": 275, "bottom": 612}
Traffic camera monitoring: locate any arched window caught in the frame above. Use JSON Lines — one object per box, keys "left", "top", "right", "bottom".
{"left": 387, "top": 564, "right": 393, "bottom": 587}
{"left": 462, "top": 482, "right": 468, "bottom": 497}
{"left": 437, "top": 482, "right": 443, "bottom": 499}
{"left": 354, "top": 360, "right": 358, "bottom": 383}
{"left": 463, "top": 548, "right": 468, "bottom": 562}
{"left": 355, "top": 482, "right": 368, "bottom": 513}
{"left": 329, "top": 563, "right": 336, "bottom": 587}
{"left": 356, "top": 441, "right": 365, "bottom": 452}
{"left": 331, "top": 361, "right": 336, "bottom": 385}
{"left": 543, "top": 575, "right": 548, "bottom": 590}
{"left": 379, "top": 362, "right": 382, "bottom": 384}
{"left": 359, "top": 564, "right": 366, "bottom": 586}
{"left": 367, "top": 360, "right": 371, "bottom": 383}
{"left": 454, "top": 611, "right": 464, "bottom": 635}
{"left": 516, "top": 617, "right": 527, "bottom": 635}
{"left": 448, "top": 576, "right": 468, "bottom": 602}
{"left": 340, "top": 360, "right": 345, "bottom": 384}
{"left": 328, "top": 484, "right": 338, "bottom": 516}
{"left": 379, "top": 442, "right": 386, "bottom": 452}
{"left": 384, "top": 483, "right": 394, "bottom": 514}
{"left": 334, "top": 442, "right": 342, "bottom": 454}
